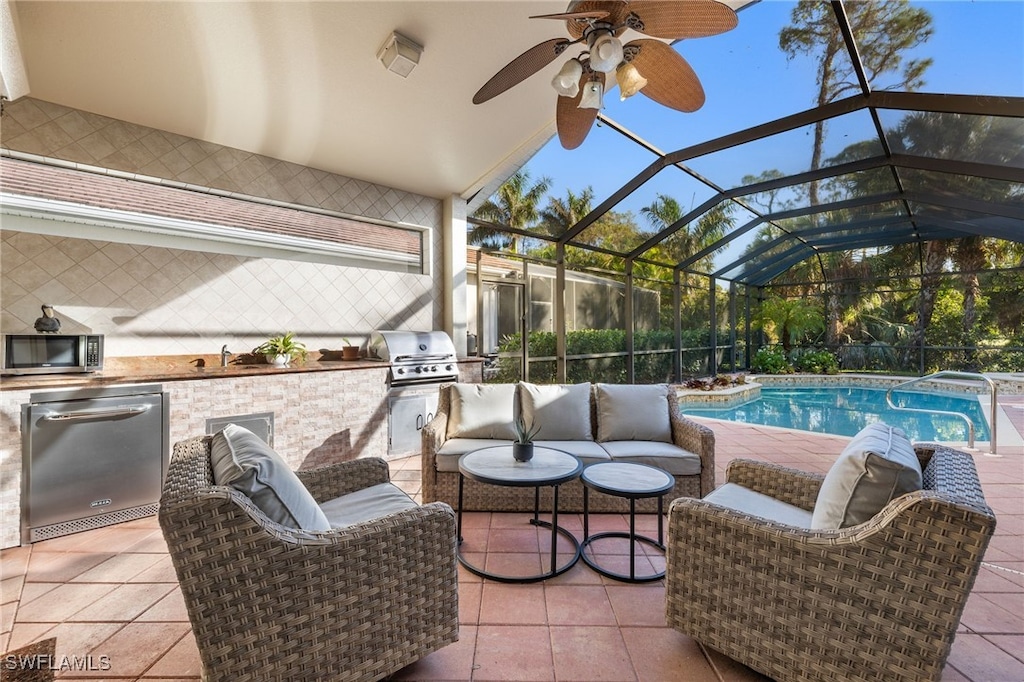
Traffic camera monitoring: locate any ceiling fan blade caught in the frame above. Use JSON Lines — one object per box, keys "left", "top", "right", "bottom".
{"left": 473, "top": 38, "right": 570, "bottom": 105}
{"left": 556, "top": 72, "right": 605, "bottom": 150}
{"left": 566, "top": 1, "right": 628, "bottom": 39}
{"left": 624, "top": 0, "right": 738, "bottom": 40}
{"left": 628, "top": 39, "right": 705, "bottom": 112}
{"left": 529, "top": 10, "right": 610, "bottom": 20}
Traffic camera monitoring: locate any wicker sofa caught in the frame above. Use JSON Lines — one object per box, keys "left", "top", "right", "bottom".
{"left": 159, "top": 434, "right": 459, "bottom": 682}
{"left": 421, "top": 381, "right": 715, "bottom": 513}
{"left": 665, "top": 442, "right": 996, "bottom": 682}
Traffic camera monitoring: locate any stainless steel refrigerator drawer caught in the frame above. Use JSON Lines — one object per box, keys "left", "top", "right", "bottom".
{"left": 21, "top": 384, "right": 169, "bottom": 543}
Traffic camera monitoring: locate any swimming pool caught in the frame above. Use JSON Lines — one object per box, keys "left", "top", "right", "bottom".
{"left": 680, "top": 386, "right": 991, "bottom": 442}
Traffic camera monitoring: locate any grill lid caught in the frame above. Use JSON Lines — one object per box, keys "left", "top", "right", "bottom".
{"left": 368, "top": 330, "right": 456, "bottom": 362}
{"left": 368, "top": 330, "right": 458, "bottom": 385}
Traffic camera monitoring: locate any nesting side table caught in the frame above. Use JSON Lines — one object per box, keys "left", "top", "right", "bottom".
{"left": 580, "top": 461, "right": 675, "bottom": 583}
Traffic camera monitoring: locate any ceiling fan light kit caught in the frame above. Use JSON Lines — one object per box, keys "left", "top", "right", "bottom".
{"left": 587, "top": 32, "right": 624, "bottom": 73}
{"left": 377, "top": 31, "right": 423, "bottom": 78}
{"left": 473, "top": 0, "right": 739, "bottom": 148}
{"left": 579, "top": 80, "right": 604, "bottom": 109}
{"left": 552, "top": 59, "right": 584, "bottom": 97}
{"left": 616, "top": 62, "right": 647, "bottom": 100}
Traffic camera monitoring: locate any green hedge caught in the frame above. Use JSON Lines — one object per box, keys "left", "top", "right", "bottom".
{"left": 492, "top": 329, "right": 711, "bottom": 384}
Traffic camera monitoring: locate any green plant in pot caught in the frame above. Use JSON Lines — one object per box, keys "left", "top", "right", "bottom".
{"left": 340, "top": 337, "right": 359, "bottom": 361}
{"left": 512, "top": 415, "right": 541, "bottom": 462}
{"left": 254, "top": 332, "right": 307, "bottom": 367}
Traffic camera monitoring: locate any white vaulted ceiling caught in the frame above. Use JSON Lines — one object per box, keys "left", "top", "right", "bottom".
{"left": 9, "top": 1, "right": 586, "bottom": 200}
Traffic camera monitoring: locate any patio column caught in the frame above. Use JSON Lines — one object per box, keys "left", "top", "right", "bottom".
{"left": 443, "top": 195, "right": 469, "bottom": 357}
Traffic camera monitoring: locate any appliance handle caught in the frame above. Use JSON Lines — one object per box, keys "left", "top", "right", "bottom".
{"left": 393, "top": 353, "right": 453, "bottom": 362}
{"left": 40, "top": 405, "right": 152, "bottom": 421}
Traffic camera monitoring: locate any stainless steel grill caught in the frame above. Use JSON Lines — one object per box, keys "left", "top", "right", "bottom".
{"left": 367, "top": 330, "right": 459, "bottom": 387}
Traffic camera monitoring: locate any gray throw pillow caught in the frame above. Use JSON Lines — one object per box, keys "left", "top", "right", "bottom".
{"left": 210, "top": 424, "right": 331, "bottom": 532}
{"left": 447, "top": 383, "right": 517, "bottom": 439}
{"left": 811, "top": 422, "right": 922, "bottom": 529}
{"left": 518, "top": 382, "right": 593, "bottom": 441}
{"left": 596, "top": 383, "right": 672, "bottom": 443}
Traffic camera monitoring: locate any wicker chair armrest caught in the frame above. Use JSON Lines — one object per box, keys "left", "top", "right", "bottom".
{"left": 160, "top": 491, "right": 458, "bottom": 681}
{"left": 296, "top": 457, "right": 391, "bottom": 502}
{"left": 421, "top": 394, "right": 450, "bottom": 476}
{"left": 670, "top": 407, "right": 716, "bottom": 495}
{"left": 669, "top": 487, "right": 993, "bottom": 565}
{"left": 724, "top": 458, "right": 824, "bottom": 511}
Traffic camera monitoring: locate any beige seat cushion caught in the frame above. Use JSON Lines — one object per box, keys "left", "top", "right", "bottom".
{"left": 596, "top": 383, "right": 672, "bottom": 443}
{"left": 598, "top": 440, "right": 701, "bottom": 476}
{"left": 534, "top": 440, "right": 611, "bottom": 465}
{"left": 210, "top": 424, "right": 331, "bottom": 532}
{"left": 704, "top": 482, "right": 813, "bottom": 528}
{"left": 447, "top": 384, "right": 517, "bottom": 440}
{"left": 811, "top": 422, "right": 922, "bottom": 529}
{"left": 436, "top": 439, "right": 515, "bottom": 472}
{"left": 319, "top": 482, "right": 418, "bottom": 528}
{"left": 519, "top": 382, "right": 593, "bottom": 441}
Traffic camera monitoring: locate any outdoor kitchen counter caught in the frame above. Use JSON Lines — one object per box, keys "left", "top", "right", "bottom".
{"left": 1, "top": 355, "right": 483, "bottom": 391}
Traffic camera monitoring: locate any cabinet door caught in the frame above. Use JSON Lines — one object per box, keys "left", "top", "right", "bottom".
{"left": 388, "top": 394, "right": 426, "bottom": 455}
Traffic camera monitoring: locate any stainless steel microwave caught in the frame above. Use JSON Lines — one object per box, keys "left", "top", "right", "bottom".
{"left": 1, "top": 333, "right": 104, "bottom": 375}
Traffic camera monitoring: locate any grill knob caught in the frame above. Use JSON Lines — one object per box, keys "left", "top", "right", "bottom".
{"left": 396, "top": 368, "right": 405, "bottom": 375}
{"left": 430, "top": 365, "right": 438, "bottom": 372}
{"left": 414, "top": 366, "right": 423, "bottom": 373}
{"left": 445, "top": 364, "right": 453, "bottom": 371}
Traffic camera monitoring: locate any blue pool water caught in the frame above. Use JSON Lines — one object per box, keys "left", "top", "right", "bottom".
{"left": 681, "top": 386, "right": 991, "bottom": 442}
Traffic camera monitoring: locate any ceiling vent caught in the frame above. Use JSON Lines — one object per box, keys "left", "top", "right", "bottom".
{"left": 377, "top": 31, "right": 423, "bottom": 78}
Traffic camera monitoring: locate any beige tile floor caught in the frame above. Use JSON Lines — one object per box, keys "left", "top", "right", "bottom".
{"left": 2, "top": 420, "right": 1022, "bottom": 681}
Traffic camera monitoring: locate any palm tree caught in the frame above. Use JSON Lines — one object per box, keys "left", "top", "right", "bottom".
{"left": 641, "top": 194, "right": 730, "bottom": 274}
{"left": 538, "top": 186, "right": 594, "bottom": 238}
{"left": 470, "top": 170, "right": 551, "bottom": 253}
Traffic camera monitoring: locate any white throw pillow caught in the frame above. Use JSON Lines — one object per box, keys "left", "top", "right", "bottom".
{"left": 518, "top": 382, "right": 593, "bottom": 441}
{"left": 596, "top": 383, "right": 672, "bottom": 443}
{"left": 210, "top": 424, "right": 331, "bottom": 531}
{"left": 811, "top": 422, "right": 922, "bottom": 529}
{"left": 447, "top": 383, "right": 517, "bottom": 439}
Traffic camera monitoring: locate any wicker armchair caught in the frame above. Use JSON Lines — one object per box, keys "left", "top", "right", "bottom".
{"left": 665, "top": 444, "right": 996, "bottom": 682}
{"left": 159, "top": 435, "right": 459, "bottom": 682}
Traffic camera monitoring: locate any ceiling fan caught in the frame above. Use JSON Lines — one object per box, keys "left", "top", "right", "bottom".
{"left": 473, "top": 1, "right": 739, "bottom": 149}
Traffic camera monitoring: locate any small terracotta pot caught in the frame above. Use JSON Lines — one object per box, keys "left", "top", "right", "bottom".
{"left": 341, "top": 346, "right": 360, "bottom": 361}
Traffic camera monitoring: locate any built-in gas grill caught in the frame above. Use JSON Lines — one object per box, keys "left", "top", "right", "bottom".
{"left": 367, "top": 330, "right": 459, "bottom": 387}
{"left": 368, "top": 330, "right": 460, "bottom": 456}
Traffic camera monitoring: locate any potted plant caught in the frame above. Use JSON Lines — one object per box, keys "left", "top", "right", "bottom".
{"left": 254, "top": 332, "right": 307, "bottom": 367}
{"left": 340, "top": 337, "right": 360, "bottom": 361}
{"left": 512, "top": 415, "right": 541, "bottom": 462}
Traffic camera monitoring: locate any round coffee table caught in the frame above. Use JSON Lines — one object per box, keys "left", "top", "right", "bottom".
{"left": 457, "top": 445, "right": 583, "bottom": 583}
{"left": 580, "top": 461, "right": 675, "bottom": 583}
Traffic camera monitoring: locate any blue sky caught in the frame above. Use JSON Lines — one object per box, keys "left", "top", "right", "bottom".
{"left": 517, "top": 0, "right": 1023, "bottom": 269}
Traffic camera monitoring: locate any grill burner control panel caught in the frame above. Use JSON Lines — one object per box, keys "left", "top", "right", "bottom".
{"left": 396, "top": 364, "right": 454, "bottom": 375}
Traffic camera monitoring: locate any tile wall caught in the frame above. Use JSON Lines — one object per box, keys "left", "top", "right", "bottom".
{"left": 0, "top": 97, "right": 445, "bottom": 356}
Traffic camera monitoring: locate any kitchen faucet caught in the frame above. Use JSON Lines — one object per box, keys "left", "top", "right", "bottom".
{"left": 220, "top": 344, "right": 233, "bottom": 367}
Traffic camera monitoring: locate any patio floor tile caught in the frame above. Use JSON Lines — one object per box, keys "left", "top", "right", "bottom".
{"left": 1, "top": 420, "right": 1019, "bottom": 681}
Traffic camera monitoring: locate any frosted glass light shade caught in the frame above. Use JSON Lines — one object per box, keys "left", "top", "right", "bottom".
{"left": 588, "top": 34, "right": 623, "bottom": 73}
{"left": 578, "top": 80, "right": 603, "bottom": 109}
{"left": 551, "top": 59, "right": 583, "bottom": 97}
{"left": 616, "top": 62, "right": 648, "bottom": 100}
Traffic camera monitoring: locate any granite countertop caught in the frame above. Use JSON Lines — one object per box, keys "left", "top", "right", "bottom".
{"left": 0, "top": 354, "right": 388, "bottom": 391}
